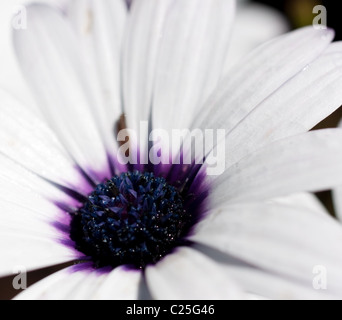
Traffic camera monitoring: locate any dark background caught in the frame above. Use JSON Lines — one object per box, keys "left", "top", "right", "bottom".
{"left": 256, "top": 0, "right": 342, "bottom": 40}
{"left": 1, "top": 0, "right": 342, "bottom": 300}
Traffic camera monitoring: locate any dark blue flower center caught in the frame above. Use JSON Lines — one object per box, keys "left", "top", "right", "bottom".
{"left": 70, "top": 171, "right": 196, "bottom": 269}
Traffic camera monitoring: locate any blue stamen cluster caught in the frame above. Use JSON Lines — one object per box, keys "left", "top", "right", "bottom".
{"left": 70, "top": 171, "right": 192, "bottom": 269}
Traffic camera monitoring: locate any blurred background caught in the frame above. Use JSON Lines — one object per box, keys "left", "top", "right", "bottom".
{"left": 1, "top": 0, "right": 342, "bottom": 300}
{"left": 257, "top": 0, "right": 341, "bottom": 40}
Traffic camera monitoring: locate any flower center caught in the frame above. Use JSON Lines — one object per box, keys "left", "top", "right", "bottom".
{"left": 70, "top": 171, "right": 195, "bottom": 269}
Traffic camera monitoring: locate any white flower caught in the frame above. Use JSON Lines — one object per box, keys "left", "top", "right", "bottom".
{"left": 1, "top": 0, "right": 342, "bottom": 300}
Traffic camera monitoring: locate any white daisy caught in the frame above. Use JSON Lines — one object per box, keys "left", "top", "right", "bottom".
{"left": 1, "top": 0, "right": 342, "bottom": 300}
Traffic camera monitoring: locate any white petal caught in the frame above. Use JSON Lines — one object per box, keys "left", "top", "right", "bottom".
{"left": 0, "top": 153, "right": 80, "bottom": 277}
{"left": 0, "top": 1, "right": 36, "bottom": 112}
{"left": 0, "top": 234, "right": 75, "bottom": 278}
{"left": 223, "top": 266, "right": 337, "bottom": 300}
{"left": 219, "top": 42, "right": 342, "bottom": 169}
{"left": 191, "top": 202, "right": 342, "bottom": 296}
{"left": 93, "top": 267, "right": 142, "bottom": 300}
{"left": 122, "top": 0, "right": 173, "bottom": 151}
{"left": 146, "top": 247, "right": 243, "bottom": 300}
{"left": 267, "top": 193, "right": 329, "bottom": 217}
{"left": 66, "top": 0, "right": 127, "bottom": 158}
{"left": 152, "top": 0, "right": 235, "bottom": 133}
{"left": 0, "top": 150, "right": 81, "bottom": 206}
{"left": 15, "top": 265, "right": 142, "bottom": 300}
{"left": 225, "top": 1, "right": 289, "bottom": 72}
{"left": 13, "top": 4, "right": 111, "bottom": 182}
{"left": 211, "top": 130, "right": 342, "bottom": 205}
{"left": 0, "top": 89, "right": 93, "bottom": 195}
{"left": 191, "top": 27, "right": 334, "bottom": 149}
{"left": 123, "top": 0, "right": 235, "bottom": 147}
{"left": 0, "top": 186, "right": 78, "bottom": 277}
{"left": 14, "top": 265, "right": 90, "bottom": 300}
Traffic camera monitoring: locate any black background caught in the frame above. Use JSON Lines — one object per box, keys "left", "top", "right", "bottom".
{"left": 255, "top": 0, "right": 342, "bottom": 40}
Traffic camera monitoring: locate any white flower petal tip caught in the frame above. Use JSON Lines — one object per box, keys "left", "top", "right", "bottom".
{"left": 189, "top": 26, "right": 337, "bottom": 165}
{"left": 287, "top": 26, "right": 335, "bottom": 42}
{"left": 14, "top": 264, "right": 142, "bottom": 300}
{"left": 211, "top": 40, "right": 342, "bottom": 171}
{"left": 191, "top": 202, "right": 342, "bottom": 299}
{"left": 303, "top": 27, "right": 334, "bottom": 42}
{"left": 267, "top": 193, "right": 329, "bottom": 217}
{"left": 210, "top": 129, "right": 342, "bottom": 206}
{"left": 146, "top": 247, "right": 245, "bottom": 300}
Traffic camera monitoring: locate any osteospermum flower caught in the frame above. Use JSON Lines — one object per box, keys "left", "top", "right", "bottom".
{"left": 2, "top": 0, "right": 342, "bottom": 300}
